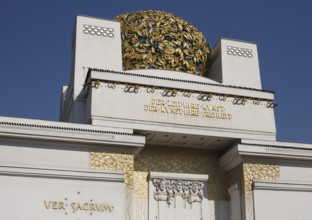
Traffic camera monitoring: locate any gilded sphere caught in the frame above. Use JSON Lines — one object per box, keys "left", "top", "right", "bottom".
{"left": 115, "top": 10, "right": 211, "bottom": 75}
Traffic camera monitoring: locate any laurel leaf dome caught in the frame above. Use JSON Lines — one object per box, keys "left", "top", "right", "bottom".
{"left": 115, "top": 10, "right": 211, "bottom": 75}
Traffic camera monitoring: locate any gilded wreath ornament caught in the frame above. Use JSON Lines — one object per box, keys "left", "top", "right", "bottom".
{"left": 115, "top": 10, "right": 211, "bottom": 75}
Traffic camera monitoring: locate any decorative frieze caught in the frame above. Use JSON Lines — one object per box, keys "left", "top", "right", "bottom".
{"left": 84, "top": 79, "right": 277, "bottom": 108}
{"left": 149, "top": 172, "right": 209, "bottom": 220}
{"left": 153, "top": 178, "right": 204, "bottom": 205}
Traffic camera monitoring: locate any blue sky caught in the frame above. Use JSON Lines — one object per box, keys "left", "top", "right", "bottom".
{"left": 0, "top": 0, "right": 311, "bottom": 143}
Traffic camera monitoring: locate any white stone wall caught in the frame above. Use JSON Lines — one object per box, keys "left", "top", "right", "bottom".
{"left": 64, "top": 15, "right": 123, "bottom": 123}
{"left": 208, "top": 39, "right": 262, "bottom": 89}
{"left": 253, "top": 180, "right": 312, "bottom": 220}
{"left": 0, "top": 139, "right": 89, "bottom": 169}
{"left": 0, "top": 166, "right": 125, "bottom": 220}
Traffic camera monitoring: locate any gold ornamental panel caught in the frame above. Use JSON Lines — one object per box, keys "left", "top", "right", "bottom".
{"left": 90, "top": 149, "right": 134, "bottom": 188}
{"left": 134, "top": 146, "right": 228, "bottom": 200}
{"left": 133, "top": 171, "right": 149, "bottom": 198}
{"left": 243, "top": 162, "right": 279, "bottom": 193}
{"left": 226, "top": 162, "right": 280, "bottom": 194}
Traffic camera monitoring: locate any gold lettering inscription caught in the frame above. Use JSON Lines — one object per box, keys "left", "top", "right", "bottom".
{"left": 103, "top": 203, "right": 114, "bottom": 212}
{"left": 58, "top": 202, "right": 65, "bottom": 210}
{"left": 45, "top": 200, "right": 114, "bottom": 214}
{"left": 44, "top": 201, "right": 51, "bottom": 209}
{"left": 144, "top": 98, "right": 232, "bottom": 120}
{"left": 75, "top": 202, "right": 82, "bottom": 211}
{"left": 44, "top": 201, "right": 66, "bottom": 210}
{"left": 82, "top": 203, "right": 89, "bottom": 211}
{"left": 96, "top": 203, "right": 102, "bottom": 211}
{"left": 69, "top": 202, "right": 114, "bottom": 213}
{"left": 71, "top": 203, "right": 76, "bottom": 213}
{"left": 89, "top": 203, "right": 97, "bottom": 211}
{"left": 52, "top": 201, "right": 58, "bottom": 209}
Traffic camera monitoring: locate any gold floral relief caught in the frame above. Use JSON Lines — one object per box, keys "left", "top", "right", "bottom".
{"left": 90, "top": 146, "right": 279, "bottom": 198}
{"left": 115, "top": 10, "right": 211, "bottom": 75}
{"left": 90, "top": 149, "right": 134, "bottom": 188}
{"left": 133, "top": 171, "right": 149, "bottom": 198}
{"left": 134, "top": 146, "right": 228, "bottom": 200}
{"left": 226, "top": 162, "right": 280, "bottom": 194}
{"left": 243, "top": 162, "right": 280, "bottom": 194}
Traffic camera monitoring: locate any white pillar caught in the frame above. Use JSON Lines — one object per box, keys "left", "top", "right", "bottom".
{"left": 228, "top": 182, "right": 242, "bottom": 220}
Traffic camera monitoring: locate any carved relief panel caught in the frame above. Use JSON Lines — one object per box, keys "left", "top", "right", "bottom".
{"left": 149, "top": 172, "right": 209, "bottom": 220}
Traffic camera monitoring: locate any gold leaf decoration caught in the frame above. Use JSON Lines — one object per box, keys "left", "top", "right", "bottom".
{"left": 243, "top": 162, "right": 280, "bottom": 194}
{"left": 133, "top": 171, "right": 149, "bottom": 198}
{"left": 90, "top": 146, "right": 280, "bottom": 198}
{"left": 134, "top": 146, "right": 228, "bottom": 200}
{"left": 226, "top": 162, "right": 280, "bottom": 194}
{"left": 115, "top": 10, "right": 211, "bottom": 75}
{"left": 90, "top": 149, "right": 134, "bottom": 189}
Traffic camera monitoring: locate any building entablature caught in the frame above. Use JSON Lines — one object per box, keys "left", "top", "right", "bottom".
{"left": 0, "top": 116, "right": 145, "bottom": 153}
{"left": 84, "top": 68, "right": 275, "bottom": 101}
{"left": 78, "top": 68, "right": 277, "bottom": 145}
{"left": 219, "top": 139, "right": 312, "bottom": 171}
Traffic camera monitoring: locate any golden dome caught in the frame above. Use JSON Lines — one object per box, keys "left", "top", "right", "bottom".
{"left": 115, "top": 10, "right": 211, "bottom": 75}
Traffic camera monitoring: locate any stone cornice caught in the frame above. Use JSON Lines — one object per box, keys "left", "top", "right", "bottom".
{"left": 0, "top": 116, "right": 138, "bottom": 135}
{"left": 149, "top": 172, "right": 209, "bottom": 182}
{"left": 0, "top": 165, "right": 124, "bottom": 182}
{"left": 87, "top": 68, "right": 274, "bottom": 94}
{"left": 85, "top": 69, "right": 275, "bottom": 102}
{"left": 0, "top": 116, "right": 145, "bottom": 149}
{"left": 219, "top": 140, "right": 312, "bottom": 171}
{"left": 253, "top": 180, "right": 312, "bottom": 192}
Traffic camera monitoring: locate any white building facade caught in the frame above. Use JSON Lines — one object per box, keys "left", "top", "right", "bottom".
{"left": 1, "top": 11, "right": 312, "bottom": 220}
